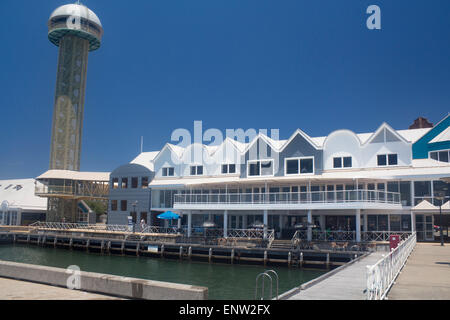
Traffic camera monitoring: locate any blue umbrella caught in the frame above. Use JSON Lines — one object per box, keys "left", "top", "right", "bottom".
{"left": 157, "top": 211, "right": 180, "bottom": 228}
{"left": 157, "top": 211, "right": 180, "bottom": 220}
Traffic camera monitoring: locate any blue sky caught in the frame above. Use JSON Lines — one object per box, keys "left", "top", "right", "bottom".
{"left": 1, "top": 0, "right": 450, "bottom": 179}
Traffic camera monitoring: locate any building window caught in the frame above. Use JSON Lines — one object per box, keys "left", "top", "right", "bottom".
{"left": 131, "top": 177, "right": 138, "bottom": 189}
{"left": 162, "top": 167, "right": 175, "bottom": 177}
{"left": 111, "top": 200, "right": 118, "bottom": 211}
{"left": 285, "top": 157, "right": 314, "bottom": 175}
{"left": 333, "top": 156, "right": 352, "bottom": 168}
{"left": 190, "top": 165, "right": 204, "bottom": 176}
{"left": 121, "top": 178, "right": 128, "bottom": 189}
{"left": 112, "top": 178, "right": 119, "bottom": 189}
{"left": 333, "top": 157, "right": 342, "bottom": 168}
{"left": 430, "top": 150, "right": 450, "bottom": 163}
{"left": 120, "top": 200, "right": 127, "bottom": 211}
{"left": 141, "top": 177, "right": 149, "bottom": 188}
{"left": 248, "top": 160, "right": 274, "bottom": 176}
{"left": 377, "top": 154, "right": 398, "bottom": 166}
{"left": 388, "top": 154, "right": 398, "bottom": 165}
{"left": 221, "top": 164, "right": 236, "bottom": 174}
{"left": 286, "top": 159, "right": 299, "bottom": 174}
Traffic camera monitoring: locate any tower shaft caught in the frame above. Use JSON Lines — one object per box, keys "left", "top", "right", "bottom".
{"left": 49, "top": 35, "right": 89, "bottom": 171}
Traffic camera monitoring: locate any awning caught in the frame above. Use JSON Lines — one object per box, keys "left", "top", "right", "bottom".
{"left": 36, "top": 170, "right": 110, "bottom": 182}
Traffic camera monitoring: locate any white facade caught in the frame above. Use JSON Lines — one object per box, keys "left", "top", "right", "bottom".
{"left": 0, "top": 179, "right": 47, "bottom": 226}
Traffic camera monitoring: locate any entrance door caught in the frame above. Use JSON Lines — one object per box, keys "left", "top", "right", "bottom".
{"left": 416, "top": 214, "right": 434, "bottom": 241}
{"left": 424, "top": 214, "right": 434, "bottom": 241}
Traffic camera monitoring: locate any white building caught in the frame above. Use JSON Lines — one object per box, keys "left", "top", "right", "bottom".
{"left": 0, "top": 179, "right": 47, "bottom": 226}
{"left": 108, "top": 115, "right": 450, "bottom": 242}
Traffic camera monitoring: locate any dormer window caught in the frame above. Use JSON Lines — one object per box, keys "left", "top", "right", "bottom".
{"left": 221, "top": 164, "right": 236, "bottom": 174}
{"left": 162, "top": 167, "right": 175, "bottom": 177}
{"left": 430, "top": 150, "right": 450, "bottom": 163}
{"left": 285, "top": 157, "right": 314, "bottom": 175}
{"left": 248, "top": 160, "right": 274, "bottom": 177}
{"left": 333, "top": 156, "right": 352, "bottom": 168}
{"left": 190, "top": 165, "right": 203, "bottom": 176}
{"left": 377, "top": 153, "right": 398, "bottom": 166}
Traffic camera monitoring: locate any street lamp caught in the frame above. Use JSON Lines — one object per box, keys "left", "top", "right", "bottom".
{"left": 434, "top": 190, "right": 447, "bottom": 247}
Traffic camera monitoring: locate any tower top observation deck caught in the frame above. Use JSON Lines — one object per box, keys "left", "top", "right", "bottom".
{"left": 48, "top": 3, "right": 103, "bottom": 51}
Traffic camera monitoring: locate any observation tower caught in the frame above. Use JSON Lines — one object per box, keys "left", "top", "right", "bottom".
{"left": 48, "top": 2, "right": 103, "bottom": 171}
{"left": 43, "top": 2, "right": 104, "bottom": 222}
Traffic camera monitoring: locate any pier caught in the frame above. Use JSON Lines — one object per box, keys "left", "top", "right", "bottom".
{"left": 388, "top": 243, "right": 450, "bottom": 300}
{"left": 0, "top": 225, "right": 367, "bottom": 269}
{"left": 281, "top": 251, "right": 386, "bottom": 300}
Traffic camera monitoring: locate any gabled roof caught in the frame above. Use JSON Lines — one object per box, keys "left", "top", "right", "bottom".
{"left": 412, "top": 200, "right": 438, "bottom": 211}
{"left": 363, "top": 122, "right": 410, "bottom": 146}
{"left": 242, "top": 132, "right": 284, "bottom": 154}
{"left": 130, "top": 151, "right": 159, "bottom": 171}
{"left": 430, "top": 126, "right": 450, "bottom": 144}
{"left": 279, "top": 129, "right": 321, "bottom": 152}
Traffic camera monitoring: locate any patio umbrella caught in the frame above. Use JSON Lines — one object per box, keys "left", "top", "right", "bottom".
{"left": 157, "top": 211, "right": 180, "bottom": 220}
{"left": 157, "top": 211, "right": 180, "bottom": 227}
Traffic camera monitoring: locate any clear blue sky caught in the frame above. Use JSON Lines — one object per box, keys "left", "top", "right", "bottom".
{"left": 1, "top": 0, "right": 450, "bottom": 179}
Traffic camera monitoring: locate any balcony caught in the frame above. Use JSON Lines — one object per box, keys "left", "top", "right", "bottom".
{"left": 173, "top": 190, "right": 402, "bottom": 211}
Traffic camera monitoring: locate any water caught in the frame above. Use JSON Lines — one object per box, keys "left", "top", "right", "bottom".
{"left": 0, "top": 244, "right": 325, "bottom": 300}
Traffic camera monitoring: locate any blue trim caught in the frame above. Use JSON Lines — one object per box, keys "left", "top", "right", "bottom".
{"left": 412, "top": 114, "right": 450, "bottom": 159}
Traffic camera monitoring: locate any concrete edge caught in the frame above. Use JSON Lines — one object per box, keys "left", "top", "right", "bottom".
{"left": 0, "top": 259, "right": 208, "bottom": 300}
{"left": 278, "top": 252, "right": 370, "bottom": 300}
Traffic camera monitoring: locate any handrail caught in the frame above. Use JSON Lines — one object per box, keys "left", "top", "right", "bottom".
{"left": 173, "top": 190, "right": 401, "bottom": 205}
{"left": 366, "top": 232, "right": 417, "bottom": 300}
{"left": 30, "top": 222, "right": 129, "bottom": 232}
{"left": 291, "top": 230, "right": 412, "bottom": 243}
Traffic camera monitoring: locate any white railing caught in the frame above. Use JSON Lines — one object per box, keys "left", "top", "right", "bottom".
{"left": 174, "top": 190, "right": 401, "bottom": 206}
{"left": 292, "top": 230, "right": 412, "bottom": 242}
{"left": 30, "top": 222, "right": 129, "bottom": 232}
{"left": 361, "top": 231, "right": 412, "bottom": 242}
{"left": 141, "top": 226, "right": 180, "bottom": 234}
{"left": 366, "top": 232, "right": 417, "bottom": 300}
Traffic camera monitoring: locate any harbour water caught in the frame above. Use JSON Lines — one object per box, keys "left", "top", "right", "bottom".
{"left": 0, "top": 244, "right": 326, "bottom": 300}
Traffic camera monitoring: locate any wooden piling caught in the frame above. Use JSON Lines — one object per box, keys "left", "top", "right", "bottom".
{"left": 86, "top": 239, "right": 90, "bottom": 252}
{"left": 326, "top": 253, "right": 330, "bottom": 268}
{"left": 231, "top": 249, "right": 235, "bottom": 264}
{"left": 264, "top": 251, "right": 268, "bottom": 266}
{"left": 161, "top": 244, "right": 165, "bottom": 258}
{"left": 300, "top": 252, "right": 304, "bottom": 268}
{"left": 179, "top": 246, "right": 183, "bottom": 260}
{"left": 288, "top": 252, "right": 292, "bottom": 267}
{"left": 208, "top": 248, "right": 212, "bottom": 263}
{"left": 54, "top": 236, "right": 57, "bottom": 248}
{"left": 188, "top": 247, "right": 192, "bottom": 260}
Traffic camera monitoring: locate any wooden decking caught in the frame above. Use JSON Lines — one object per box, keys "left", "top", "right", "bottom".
{"left": 286, "top": 250, "right": 386, "bottom": 300}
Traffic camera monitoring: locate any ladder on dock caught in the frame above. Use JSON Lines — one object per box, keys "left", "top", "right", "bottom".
{"left": 255, "top": 270, "right": 279, "bottom": 300}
